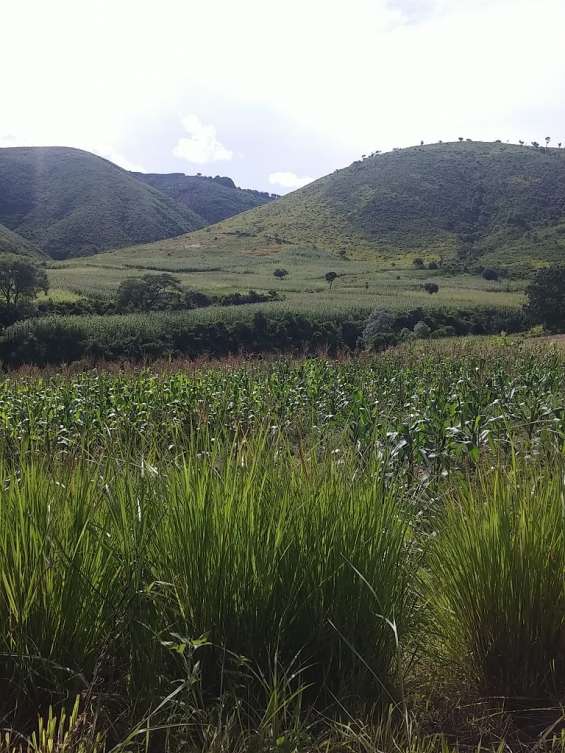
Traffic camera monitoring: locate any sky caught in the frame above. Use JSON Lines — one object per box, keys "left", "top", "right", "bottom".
{"left": 1, "top": 0, "right": 565, "bottom": 193}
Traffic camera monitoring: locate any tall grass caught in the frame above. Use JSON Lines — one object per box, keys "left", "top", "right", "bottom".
{"left": 0, "top": 341, "right": 563, "bottom": 750}
{"left": 427, "top": 467, "right": 565, "bottom": 699}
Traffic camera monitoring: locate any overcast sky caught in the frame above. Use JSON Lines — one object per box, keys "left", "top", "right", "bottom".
{"left": 2, "top": 0, "right": 564, "bottom": 193}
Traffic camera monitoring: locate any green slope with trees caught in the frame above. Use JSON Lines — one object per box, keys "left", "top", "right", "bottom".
{"left": 0, "top": 222, "right": 43, "bottom": 258}
{"left": 133, "top": 171, "right": 277, "bottom": 225}
{"left": 0, "top": 147, "right": 205, "bottom": 259}
{"left": 197, "top": 140, "right": 565, "bottom": 271}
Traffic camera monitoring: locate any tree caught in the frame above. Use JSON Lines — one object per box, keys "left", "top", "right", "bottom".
{"left": 273, "top": 268, "right": 289, "bottom": 279}
{"left": 413, "top": 320, "right": 431, "bottom": 338}
{"left": 525, "top": 266, "right": 565, "bottom": 330}
{"left": 116, "top": 273, "right": 182, "bottom": 311}
{"left": 423, "top": 282, "right": 439, "bottom": 294}
{"left": 428, "top": 260, "right": 439, "bottom": 270}
{"left": 325, "top": 271, "right": 338, "bottom": 289}
{"left": 545, "top": 136, "right": 551, "bottom": 148}
{"left": 412, "top": 257, "right": 425, "bottom": 269}
{"left": 531, "top": 141, "right": 540, "bottom": 148}
{"left": 481, "top": 267, "right": 499, "bottom": 281}
{"left": 458, "top": 137, "right": 464, "bottom": 142}
{"left": 0, "top": 255, "right": 48, "bottom": 306}
{"left": 362, "top": 308, "right": 395, "bottom": 348}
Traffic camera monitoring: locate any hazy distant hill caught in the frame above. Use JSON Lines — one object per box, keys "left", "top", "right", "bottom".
{"left": 0, "top": 147, "right": 204, "bottom": 259}
{"left": 133, "top": 172, "right": 277, "bottom": 225}
{"left": 203, "top": 141, "right": 565, "bottom": 270}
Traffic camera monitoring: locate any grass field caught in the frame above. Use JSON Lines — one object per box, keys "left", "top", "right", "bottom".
{"left": 0, "top": 338, "right": 564, "bottom": 753}
{"left": 48, "top": 234, "right": 525, "bottom": 311}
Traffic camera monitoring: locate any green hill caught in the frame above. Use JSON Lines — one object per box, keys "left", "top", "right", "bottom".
{"left": 133, "top": 172, "right": 277, "bottom": 225}
{"left": 0, "top": 147, "right": 205, "bottom": 259}
{"left": 0, "top": 222, "right": 44, "bottom": 258}
{"left": 199, "top": 141, "right": 565, "bottom": 271}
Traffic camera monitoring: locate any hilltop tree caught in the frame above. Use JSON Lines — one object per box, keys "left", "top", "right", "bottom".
{"left": 413, "top": 257, "right": 425, "bottom": 269}
{"left": 325, "top": 271, "right": 338, "bottom": 289}
{"left": 273, "top": 268, "right": 289, "bottom": 279}
{"left": 0, "top": 255, "right": 48, "bottom": 307}
{"left": 545, "top": 136, "right": 551, "bottom": 148}
{"left": 531, "top": 141, "right": 540, "bottom": 148}
{"left": 526, "top": 266, "right": 565, "bottom": 330}
{"left": 519, "top": 140, "right": 525, "bottom": 146}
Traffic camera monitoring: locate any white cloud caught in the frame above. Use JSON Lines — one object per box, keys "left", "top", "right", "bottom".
{"left": 0, "top": 134, "right": 19, "bottom": 148}
{"left": 92, "top": 146, "right": 147, "bottom": 173}
{"left": 269, "top": 172, "right": 313, "bottom": 190}
{"left": 173, "top": 114, "right": 233, "bottom": 164}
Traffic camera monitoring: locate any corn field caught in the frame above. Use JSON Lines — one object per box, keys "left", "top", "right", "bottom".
{"left": 0, "top": 338, "right": 563, "bottom": 753}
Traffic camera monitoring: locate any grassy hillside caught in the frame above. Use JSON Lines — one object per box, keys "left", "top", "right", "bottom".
{"left": 49, "top": 140, "right": 565, "bottom": 311}
{"left": 0, "top": 222, "right": 43, "bottom": 258}
{"left": 133, "top": 171, "right": 277, "bottom": 224}
{"left": 193, "top": 141, "right": 565, "bottom": 271}
{"left": 0, "top": 147, "right": 205, "bottom": 259}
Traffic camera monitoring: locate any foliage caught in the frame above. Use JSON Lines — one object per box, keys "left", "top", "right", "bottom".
{"left": 481, "top": 267, "right": 499, "bottom": 281}
{"left": 525, "top": 265, "right": 565, "bottom": 331}
{"left": 116, "top": 273, "right": 182, "bottom": 311}
{"left": 325, "top": 271, "right": 337, "bottom": 288}
{"left": 0, "top": 305, "right": 528, "bottom": 365}
{"left": 0, "top": 255, "right": 48, "bottom": 306}
{"left": 413, "top": 321, "right": 431, "bottom": 338}
{"left": 423, "top": 282, "right": 439, "bottom": 294}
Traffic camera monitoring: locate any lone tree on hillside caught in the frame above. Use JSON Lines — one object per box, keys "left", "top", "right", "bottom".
{"left": 423, "top": 282, "right": 439, "bottom": 294}
{"left": 325, "top": 271, "right": 338, "bottom": 289}
{"left": 525, "top": 266, "right": 565, "bottom": 330}
{"left": 273, "top": 268, "right": 289, "bottom": 279}
{"left": 481, "top": 267, "right": 499, "bottom": 281}
{"left": 545, "top": 136, "right": 551, "bottom": 148}
{"left": 413, "top": 257, "right": 425, "bottom": 269}
{"left": 0, "top": 255, "right": 48, "bottom": 307}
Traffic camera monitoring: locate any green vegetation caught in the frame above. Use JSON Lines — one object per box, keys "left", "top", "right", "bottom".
{"left": 0, "top": 147, "right": 203, "bottom": 258}
{"left": 0, "top": 340, "right": 564, "bottom": 752}
{"left": 134, "top": 171, "right": 276, "bottom": 224}
{"left": 0, "top": 304, "right": 526, "bottom": 365}
{"left": 525, "top": 265, "right": 565, "bottom": 330}
{"left": 176, "top": 141, "right": 565, "bottom": 273}
{"left": 0, "top": 222, "right": 43, "bottom": 258}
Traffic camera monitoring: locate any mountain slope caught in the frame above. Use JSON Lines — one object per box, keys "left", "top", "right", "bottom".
{"left": 133, "top": 172, "right": 277, "bottom": 225}
{"left": 0, "top": 223, "right": 44, "bottom": 258}
{"left": 0, "top": 147, "right": 205, "bottom": 259}
{"left": 198, "top": 141, "right": 565, "bottom": 270}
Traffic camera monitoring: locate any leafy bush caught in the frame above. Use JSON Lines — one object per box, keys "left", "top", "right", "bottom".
{"left": 413, "top": 321, "right": 431, "bottom": 338}
{"left": 525, "top": 265, "right": 565, "bottom": 330}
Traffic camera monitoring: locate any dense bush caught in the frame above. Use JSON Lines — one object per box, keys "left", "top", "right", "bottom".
{"left": 0, "top": 305, "right": 528, "bottom": 366}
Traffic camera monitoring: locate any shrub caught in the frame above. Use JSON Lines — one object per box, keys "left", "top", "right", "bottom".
{"left": 481, "top": 267, "right": 499, "bottom": 281}
{"left": 423, "top": 282, "right": 439, "bottom": 294}
{"left": 525, "top": 265, "right": 565, "bottom": 331}
{"left": 413, "top": 321, "right": 431, "bottom": 338}
{"left": 362, "top": 309, "right": 396, "bottom": 349}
